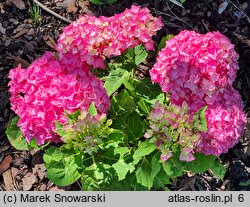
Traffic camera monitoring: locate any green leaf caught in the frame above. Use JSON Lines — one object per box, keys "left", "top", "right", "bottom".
{"left": 151, "top": 152, "right": 161, "bottom": 179}
{"left": 131, "top": 78, "right": 162, "bottom": 100}
{"left": 157, "top": 34, "right": 174, "bottom": 54}
{"left": 153, "top": 169, "right": 171, "bottom": 190}
{"left": 89, "top": 0, "right": 116, "bottom": 5}
{"left": 193, "top": 106, "right": 207, "bottom": 132}
{"left": 103, "top": 69, "right": 130, "bottom": 96}
{"left": 124, "top": 112, "right": 145, "bottom": 141}
{"left": 6, "top": 116, "right": 43, "bottom": 150}
{"left": 162, "top": 154, "right": 186, "bottom": 177}
{"left": 135, "top": 157, "right": 153, "bottom": 189}
{"left": 209, "top": 158, "right": 226, "bottom": 180}
{"left": 239, "top": 180, "right": 250, "bottom": 187}
{"left": 89, "top": 102, "right": 97, "bottom": 117}
{"left": 133, "top": 139, "right": 156, "bottom": 165}
{"left": 110, "top": 90, "right": 136, "bottom": 118}
{"left": 113, "top": 160, "right": 135, "bottom": 181}
{"left": 114, "top": 147, "right": 130, "bottom": 158}
{"left": 65, "top": 110, "right": 80, "bottom": 124}
{"left": 54, "top": 120, "right": 64, "bottom": 137}
{"left": 186, "top": 153, "right": 216, "bottom": 173}
{"left": 43, "top": 146, "right": 83, "bottom": 186}
{"left": 133, "top": 45, "right": 148, "bottom": 66}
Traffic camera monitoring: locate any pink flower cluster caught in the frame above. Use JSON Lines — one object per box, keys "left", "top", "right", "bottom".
{"left": 56, "top": 5, "right": 163, "bottom": 69}
{"left": 150, "top": 30, "right": 246, "bottom": 156}
{"left": 8, "top": 52, "right": 110, "bottom": 145}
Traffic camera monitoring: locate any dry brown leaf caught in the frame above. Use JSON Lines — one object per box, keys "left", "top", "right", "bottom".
{"left": 7, "top": 0, "right": 26, "bottom": 10}
{"left": 33, "top": 164, "right": 46, "bottom": 180}
{"left": 22, "top": 173, "right": 37, "bottom": 191}
{"left": 0, "top": 155, "right": 13, "bottom": 175}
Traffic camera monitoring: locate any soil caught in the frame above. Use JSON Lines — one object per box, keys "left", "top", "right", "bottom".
{"left": 0, "top": 0, "right": 250, "bottom": 191}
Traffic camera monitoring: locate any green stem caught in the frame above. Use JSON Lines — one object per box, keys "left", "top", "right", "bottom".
{"left": 131, "top": 47, "right": 136, "bottom": 79}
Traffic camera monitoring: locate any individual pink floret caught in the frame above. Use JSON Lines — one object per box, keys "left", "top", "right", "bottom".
{"left": 8, "top": 52, "right": 110, "bottom": 145}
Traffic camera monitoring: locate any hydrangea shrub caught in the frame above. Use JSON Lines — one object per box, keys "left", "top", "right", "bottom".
{"left": 6, "top": 6, "right": 247, "bottom": 190}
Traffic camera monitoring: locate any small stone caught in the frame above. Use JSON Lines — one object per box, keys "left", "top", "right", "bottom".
{"left": 9, "top": 18, "right": 19, "bottom": 25}
{"left": 4, "top": 39, "right": 11, "bottom": 47}
{"left": 0, "top": 23, "right": 6, "bottom": 34}
{"left": 207, "top": 11, "right": 211, "bottom": 17}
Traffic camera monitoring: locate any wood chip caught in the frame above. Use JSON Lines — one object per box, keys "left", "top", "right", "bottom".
{"left": 22, "top": 172, "right": 37, "bottom": 191}
{"left": 0, "top": 146, "right": 9, "bottom": 154}
{"left": 0, "top": 23, "right": 6, "bottom": 34}
{"left": 0, "top": 155, "right": 12, "bottom": 175}
{"left": 2, "top": 169, "right": 15, "bottom": 190}
{"left": 7, "top": 0, "right": 26, "bottom": 10}
{"left": 13, "top": 28, "right": 29, "bottom": 38}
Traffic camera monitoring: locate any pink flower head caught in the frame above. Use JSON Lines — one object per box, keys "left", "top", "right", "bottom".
{"left": 8, "top": 52, "right": 110, "bottom": 145}
{"left": 197, "top": 87, "right": 246, "bottom": 156}
{"left": 56, "top": 5, "right": 163, "bottom": 69}
{"left": 150, "top": 30, "right": 239, "bottom": 112}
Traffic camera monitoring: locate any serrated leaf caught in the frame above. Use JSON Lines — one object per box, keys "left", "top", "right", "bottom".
{"left": 162, "top": 154, "right": 186, "bottom": 177}
{"left": 113, "top": 160, "right": 135, "bottom": 181}
{"left": 132, "top": 78, "right": 162, "bottom": 100}
{"left": 186, "top": 153, "right": 216, "bottom": 173}
{"left": 135, "top": 157, "right": 153, "bottom": 189}
{"left": 103, "top": 69, "right": 130, "bottom": 96}
{"left": 209, "top": 158, "right": 226, "bottom": 180}
{"left": 133, "top": 139, "right": 156, "bottom": 165}
{"left": 153, "top": 169, "right": 171, "bottom": 190}
{"left": 6, "top": 116, "right": 43, "bottom": 150}
{"left": 43, "top": 146, "right": 83, "bottom": 186}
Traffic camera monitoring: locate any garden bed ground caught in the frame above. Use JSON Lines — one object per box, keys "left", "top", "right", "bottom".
{"left": 0, "top": 0, "right": 250, "bottom": 191}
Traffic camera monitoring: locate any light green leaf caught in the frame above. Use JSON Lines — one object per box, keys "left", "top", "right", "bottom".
{"left": 43, "top": 146, "right": 83, "bottom": 186}
{"left": 6, "top": 116, "right": 43, "bottom": 150}
{"left": 133, "top": 139, "right": 156, "bottom": 165}
{"left": 113, "top": 160, "right": 135, "bottom": 181}
{"left": 170, "top": 0, "right": 184, "bottom": 8}
{"left": 114, "top": 147, "right": 130, "bottom": 158}
{"left": 193, "top": 106, "right": 208, "bottom": 132}
{"left": 89, "top": 102, "right": 97, "bottom": 117}
{"left": 103, "top": 69, "right": 130, "bottom": 96}
{"left": 54, "top": 120, "right": 64, "bottom": 137}
{"left": 134, "top": 45, "right": 148, "bottom": 66}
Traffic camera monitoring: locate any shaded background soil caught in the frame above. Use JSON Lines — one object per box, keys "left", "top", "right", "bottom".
{"left": 0, "top": 0, "right": 250, "bottom": 191}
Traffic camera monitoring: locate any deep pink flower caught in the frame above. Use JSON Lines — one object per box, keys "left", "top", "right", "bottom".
{"left": 150, "top": 30, "right": 246, "bottom": 156}
{"left": 150, "top": 30, "right": 239, "bottom": 113}
{"left": 8, "top": 52, "right": 110, "bottom": 145}
{"left": 56, "top": 5, "right": 163, "bottom": 69}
